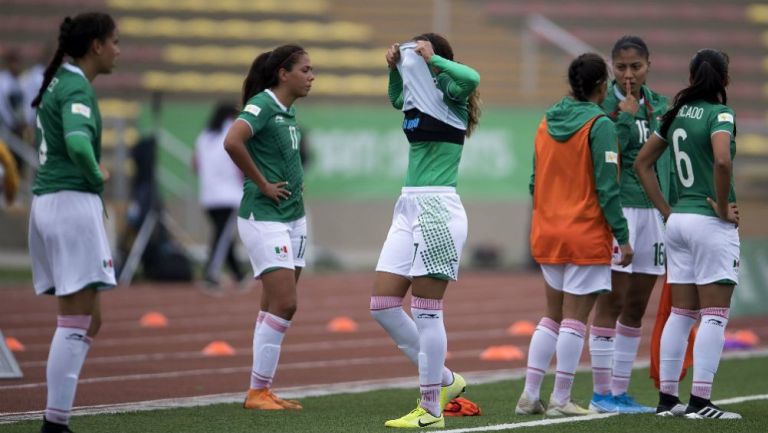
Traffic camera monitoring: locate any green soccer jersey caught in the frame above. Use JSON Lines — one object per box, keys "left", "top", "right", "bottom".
{"left": 658, "top": 100, "right": 736, "bottom": 217}
{"left": 32, "top": 64, "right": 103, "bottom": 195}
{"left": 602, "top": 81, "right": 673, "bottom": 207}
{"left": 237, "top": 90, "right": 304, "bottom": 222}
{"left": 388, "top": 55, "right": 480, "bottom": 187}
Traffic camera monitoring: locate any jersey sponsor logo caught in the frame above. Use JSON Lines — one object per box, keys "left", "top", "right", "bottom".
{"left": 274, "top": 245, "right": 289, "bottom": 260}
{"left": 274, "top": 115, "right": 284, "bottom": 123}
{"left": 65, "top": 332, "right": 87, "bottom": 342}
{"left": 605, "top": 151, "right": 618, "bottom": 164}
{"left": 71, "top": 103, "right": 91, "bottom": 119}
{"left": 416, "top": 312, "right": 440, "bottom": 319}
{"left": 717, "top": 112, "right": 734, "bottom": 124}
{"left": 243, "top": 104, "right": 261, "bottom": 117}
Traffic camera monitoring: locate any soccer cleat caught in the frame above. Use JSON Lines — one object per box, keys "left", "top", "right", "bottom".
{"left": 589, "top": 392, "right": 618, "bottom": 413}
{"left": 684, "top": 396, "right": 741, "bottom": 419}
{"left": 243, "top": 388, "right": 286, "bottom": 410}
{"left": 515, "top": 391, "right": 546, "bottom": 415}
{"left": 440, "top": 372, "right": 466, "bottom": 411}
{"left": 272, "top": 394, "right": 303, "bottom": 410}
{"left": 545, "top": 395, "right": 593, "bottom": 417}
{"left": 385, "top": 406, "right": 445, "bottom": 428}
{"left": 655, "top": 392, "right": 687, "bottom": 417}
{"left": 40, "top": 417, "right": 74, "bottom": 433}
{"left": 613, "top": 392, "right": 655, "bottom": 414}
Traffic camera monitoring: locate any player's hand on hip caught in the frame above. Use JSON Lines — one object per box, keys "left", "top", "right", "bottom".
{"left": 616, "top": 243, "right": 634, "bottom": 267}
{"left": 262, "top": 181, "right": 291, "bottom": 204}
{"left": 707, "top": 197, "right": 740, "bottom": 227}
{"left": 99, "top": 163, "right": 110, "bottom": 182}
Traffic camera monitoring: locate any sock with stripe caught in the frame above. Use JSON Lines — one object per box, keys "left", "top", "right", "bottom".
{"left": 659, "top": 307, "right": 699, "bottom": 397}
{"left": 552, "top": 319, "right": 586, "bottom": 405}
{"left": 250, "top": 312, "right": 290, "bottom": 389}
{"left": 588, "top": 325, "right": 615, "bottom": 395}
{"left": 370, "top": 296, "right": 454, "bottom": 386}
{"left": 691, "top": 307, "right": 729, "bottom": 400}
{"left": 45, "top": 315, "right": 93, "bottom": 426}
{"left": 411, "top": 296, "right": 446, "bottom": 417}
{"left": 524, "top": 317, "right": 559, "bottom": 401}
{"left": 611, "top": 321, "right": 642, "bottom": 396}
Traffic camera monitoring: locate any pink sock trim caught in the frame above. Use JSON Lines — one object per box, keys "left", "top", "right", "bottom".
{"left": 560, "top": 319, "right": 586, "bottom": 336}
{"left": 616, "top": 321, "right": 642, "bottom": 337}
{"left": 256, "top": 311, "right": 267, "bottom": 327}
{"left": 692, "top": 381, "right": 713, "bottom": 400}
{"left": 539, "top": 317, "right": 560, "bottom": 334}
{"left": 671, "top": 307, "right": 699, "bottom": 320}
{"left": 700, "top": 307, "right": 730, "bottom": 320}
{"left": 250, "top": 371, "right": 271, "bottom": 389}
{"left": 263, "top": 313, "right": 290, "bottom": 334}
{"left": 411, "top": 296, "right": 443, "bottom": 310}
{"left": 45, "top": 407, "right": 70, "bottom": 424}
{"left": 57, "top": 315, "right": 91, "bottom": 331}
{"left": 590, "top": 325, "right": 616, "bottom": 338}
{"left": 370, "top": 296, "right": 403, "bottom": 310}
{"left": 660, "top": 380, "right": 679, "bottom": 396}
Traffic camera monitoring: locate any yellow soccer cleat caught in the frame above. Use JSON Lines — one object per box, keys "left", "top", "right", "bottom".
{"left": 439, "top": 372, "right": 466, "bottom": 411}
{"left": 545, "top": 394, "right": 594, "bottom": 417}
{"left": 385, "top": 406, "right": 445, "bottom": 428}
{"left": 515, "top": 391, "right": 546, "bottom": 415}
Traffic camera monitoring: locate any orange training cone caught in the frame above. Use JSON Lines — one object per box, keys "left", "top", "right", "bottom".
{"left": 202, "top": 341, "right": 236, "bottom": 356}
{"left": 480, "top": 345, "right": 524, "bottom": 361}
{"left": 5, "top": 337, "right": 24, "bottom": 352}
{"left": 507, "top": 320, "right": 536, "bottom": 336}
{"left": 140, "top": 311, "right": 168, "bottom": 328}
{"left": 326, "top": 316, "right": 358, "bottom": 333}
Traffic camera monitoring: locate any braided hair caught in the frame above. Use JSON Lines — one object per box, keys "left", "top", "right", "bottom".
{"left": 568, "top": 53, "right": 608, "bottom": 102}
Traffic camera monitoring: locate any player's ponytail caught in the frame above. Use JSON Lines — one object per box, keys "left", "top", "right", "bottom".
{"left": 241, "top": 44, "right": 306, "bottom": 107}
{"left": 32, "top": 12, "right": 115, "bottom": 108}
{"left": 660, "top": 49, "right": 730, "bottom": 137}
{"left": 466, "top": 90, "right": 481, "bottom": 137}
{"left": 568, "top": 53, "right": 608, "bottom": 102}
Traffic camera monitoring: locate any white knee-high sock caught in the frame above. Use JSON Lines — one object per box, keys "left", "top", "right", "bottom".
{"left": 250, "top": 313, "right": 290, "bottom": 389}
{"left": 659, "top": 307, "right": 699, "bottom": 397}
{"left": 524, "top": 317, "right": 559, "bottom": 401}
{"left": 45, "top": 315, "right": 93, "bottom": 426}
{"left": 411, "top": 296, "right": 446, "bottom": 417}
{"left": 611, "top": 321, "right": 642, "bottom": 396}
{"left": 553, "top": 319, "right": 587, "bottom": 404}
{"left": 370, "top": 296, "right": 453, "bottom": 386}
{"left": 692, "top": 307, "right": 729, "bottom": 400}
{"left": 589, "top": 325, "right": 615, "bottom": 395}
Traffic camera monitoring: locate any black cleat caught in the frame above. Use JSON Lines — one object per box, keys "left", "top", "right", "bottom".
{"left": 684, "top": 395, "right": 742, "bottom": 419}
{"left": 655, "top": 392, "right": 686, "bottom": 417}
{"left": 41, "top": 417, "right": 74, "bottom": 433}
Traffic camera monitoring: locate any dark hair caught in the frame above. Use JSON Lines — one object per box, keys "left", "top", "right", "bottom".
{"left": 568, "top": 53, "right": 608, "bottom": 101}
{"left": 31, "top": 12, "right": 116, "bottom": 108}
{"left": 206, "top": 102, "right": 239, "bottom": 131}
{"left": 413, "top": 32, "right": 481, "bottom": 137}
{"left": 611, "top": 35, "right": 649, "bottom": 60}
{"left": 659, "top": 49, "right": 730, "bottom": 137}
{"left": 241, "top": 44, "right": 306, "bottom": 107}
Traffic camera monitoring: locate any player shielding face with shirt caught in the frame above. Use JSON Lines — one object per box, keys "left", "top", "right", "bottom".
{"left": 635, "top": 49, "right": 741, "bottom": 420}
{"left": 372, "top": 33, "right": 481, "bottom": 429}
{"left": 223, "top": 44, "right": 314, "bottom": 411}
{"left": 28, "top": 12, "right": 119, "bottom": 433}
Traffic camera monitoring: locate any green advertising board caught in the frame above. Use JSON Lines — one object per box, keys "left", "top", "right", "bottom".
{"left": 144, "top": 102, "right": 544, "bottom": 202}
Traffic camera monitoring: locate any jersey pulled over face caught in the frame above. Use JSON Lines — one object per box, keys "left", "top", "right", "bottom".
{"left": 236, "top": 89, "right": 305, "bottom": 222}
{"left": 33, "top": 64, "right": 103, "bottom": 195}
{"left": 660, "top": 100, "right": 736, "bottom": 217}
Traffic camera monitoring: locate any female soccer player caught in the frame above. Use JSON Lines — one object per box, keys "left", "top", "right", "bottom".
{"left": 635, "top": 49, "right": 741, "bottom": 419}
{"left": 28, "top": 12, "right": 119, "bottom": 433}
{"left": 589, "top": 36, "right": 671, "bottom": 414}
{"left": 371, "top": 33, "right": 480, "bottom": 428}
{"left": 223, "top": 44, "right": 314, "bottom": 410}
{"left": 516, "top": 53, "right": 632, "bottom": 417}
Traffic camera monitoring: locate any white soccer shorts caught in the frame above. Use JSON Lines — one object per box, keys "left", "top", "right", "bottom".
{"left": 540, "top": 264, "right": 611, "bottom": 295}
{"left": 611, "top": 207, "right": 666, "bottom": 275}
{"left": 665, "top": 213, "right": 740, "bottom": 285}
{"left": 237, "top": 216, "right": 307, "bottom": 277}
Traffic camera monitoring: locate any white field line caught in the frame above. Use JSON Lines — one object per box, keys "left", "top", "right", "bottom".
{"left": 1, "top": 350, "right": 767, "bottom": 425}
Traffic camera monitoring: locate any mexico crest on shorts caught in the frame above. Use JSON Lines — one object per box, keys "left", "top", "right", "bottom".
{"left": 274, "top": 245, "right": 289, "bottom": 260}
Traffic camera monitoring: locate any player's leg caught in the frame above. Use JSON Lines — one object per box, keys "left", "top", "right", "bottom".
{"left": 588, "top": 270, "right": 626, "bottom": 412}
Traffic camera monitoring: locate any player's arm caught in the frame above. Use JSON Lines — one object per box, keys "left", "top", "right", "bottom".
{"left": 430, "top": 55, "right": 480, "bottom": 100}
{"left": 61, "top": 93, "right": 103, "bottom": 187}
{"left": 223, "top": 117, "right": 290, "bottom": 204}
{"left": 634, "top": 132, "right": 671, "bottom": 219}
{"left": 591, "top": 118, "right": 632, "bottom": 264}
{"left": 388, "top": 68, "right": 404, "bottom": 109}
{"left": 707, "top": 108, "right": 738, "bottom": 225}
